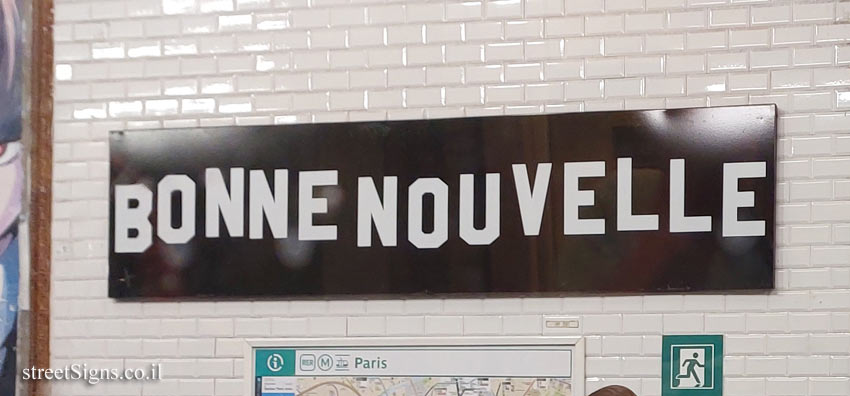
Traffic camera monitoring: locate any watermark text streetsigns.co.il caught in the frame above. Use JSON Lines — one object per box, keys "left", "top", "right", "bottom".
{"left": 22, "top": 363, "right": 162, "bottom": 385}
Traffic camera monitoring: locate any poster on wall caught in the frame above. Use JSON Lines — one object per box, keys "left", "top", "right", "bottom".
{"left": 0, "top": 0, "right": 21, "bottom": 392}
{"left": 109, "top": 105, "right": 776, "bottom": 298}
{"left": 246, "top": 338, "right": 584, "bottom": 396}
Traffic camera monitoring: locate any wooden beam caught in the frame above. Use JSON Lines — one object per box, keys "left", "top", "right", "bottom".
{"left": 28, "top": 0, "right": 53, "bottom": 394}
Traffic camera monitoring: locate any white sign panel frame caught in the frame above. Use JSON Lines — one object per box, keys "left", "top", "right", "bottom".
{"left": 244, "top": 337, "right": 585, "bottom": 396}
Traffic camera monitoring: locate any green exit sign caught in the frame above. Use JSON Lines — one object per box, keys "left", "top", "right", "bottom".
{"left": 662, "top": 335, "right": 723, "bottom": 396}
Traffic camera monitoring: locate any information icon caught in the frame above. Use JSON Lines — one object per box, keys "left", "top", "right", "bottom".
{"left": 266, "top": 353, "right": 285, "bottom": 373}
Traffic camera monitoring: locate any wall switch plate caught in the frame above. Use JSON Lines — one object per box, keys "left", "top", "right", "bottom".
{"left": 542, "top": 316, "right": 581, "bottom": 334}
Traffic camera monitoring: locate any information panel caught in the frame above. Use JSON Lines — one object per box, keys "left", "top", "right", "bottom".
{"left": 246, "top": 338, "right": 584, "bottom": 396}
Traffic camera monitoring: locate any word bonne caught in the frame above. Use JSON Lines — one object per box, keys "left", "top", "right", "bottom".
{"left": 114, "top": 158, "right": 767, "bottom": 253}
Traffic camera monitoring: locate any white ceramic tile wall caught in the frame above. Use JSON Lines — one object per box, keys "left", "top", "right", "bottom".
{"left": 51, "top": 0, "right": 850, "bottom": 395}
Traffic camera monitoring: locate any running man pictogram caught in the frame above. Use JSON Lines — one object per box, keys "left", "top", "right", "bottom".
{"left": 675, "top": 353, "right": 705, "bottom": 387}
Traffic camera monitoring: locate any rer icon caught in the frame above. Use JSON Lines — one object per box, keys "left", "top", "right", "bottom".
{"left": 300, "top": 354, "right": 315, "bottom": 371}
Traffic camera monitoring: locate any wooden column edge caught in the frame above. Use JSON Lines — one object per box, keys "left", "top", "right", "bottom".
{"left": 28, "top": 0, "right": 53, "bottom": 395}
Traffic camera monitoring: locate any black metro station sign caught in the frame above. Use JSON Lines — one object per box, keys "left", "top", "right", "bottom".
{"left": 108, "top": 105, "right": 776, "bottom": 298}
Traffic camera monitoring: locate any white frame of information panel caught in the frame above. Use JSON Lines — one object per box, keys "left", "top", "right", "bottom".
{"left": 244, "top": 336, "right": 585, "bottom": 396}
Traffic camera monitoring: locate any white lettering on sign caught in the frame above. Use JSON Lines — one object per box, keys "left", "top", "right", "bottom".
{"left": 669, "top": 159, "right": 712, "bottom": 233}
{"left": 357, "top": 176, "right": 398, "bottom": 247}
{"left": 722, "top": 162, "right": 767, "bottom": 237}
{"left": 249, "top": 169, "right": 289, "bottom": 240}
{"left": 114, "top": 184, "right": 153, "bottom": 253}
{"left": 459, "top": 173, "right": 500, "bottom": 246}
{"left": 563, "top": 161, "right": 605, "bottom": 236}
{"left": 298, "top": 170, "right": 338, "bottom": 241}
{"left": 617, "top": 157, "right": 659, "bottom": 232}
{"left": 407, "top": 178, "right": 449, "bottom": 249}
{"left": 512, "top": 163, "right": 551, "bottom": 237}
{"left": 113, "top": 159, "right": 769, "bottom": 253}
{"left": 206, "top": 167, "right": 245, "bottom": 238}
{"left": 156, "top": 174, "right": 195, "bottom": 244}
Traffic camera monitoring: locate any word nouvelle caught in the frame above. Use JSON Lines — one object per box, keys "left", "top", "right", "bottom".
{"left": 113, "top": 157, "right": 767, "bottom": 253}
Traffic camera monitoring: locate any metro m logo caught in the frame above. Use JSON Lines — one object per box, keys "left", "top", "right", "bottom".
{"left": 317, "top": 354, "right": 333, "bottom": 371}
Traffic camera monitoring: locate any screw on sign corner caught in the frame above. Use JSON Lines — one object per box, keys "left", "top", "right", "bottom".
{"left": 588, "top": 385, "right": 637, "bottom": 396}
